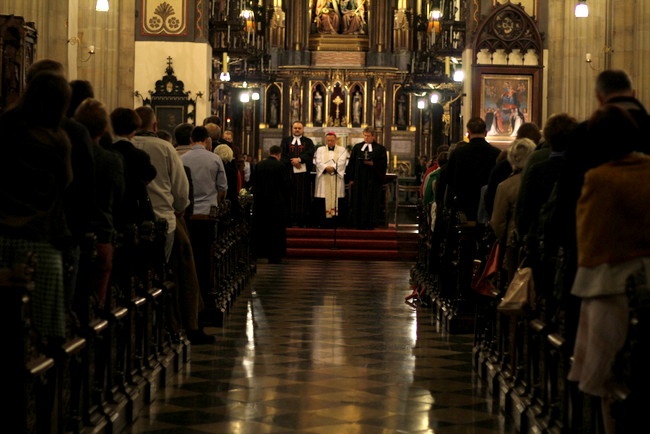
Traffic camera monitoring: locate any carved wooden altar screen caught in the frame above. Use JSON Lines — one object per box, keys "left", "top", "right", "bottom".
{"left": 0, "top": 15, "right": 37, "bottom": 113}
{"left": 135, "top": 57, "right": 199, "bottom": 129}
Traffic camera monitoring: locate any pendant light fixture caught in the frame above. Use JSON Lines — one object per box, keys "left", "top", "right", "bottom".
{"left": 575, "top": 1, "right": 589, "bottom": 18}
{"left": 96, "top": 0, "right": 109, "bottom": 12}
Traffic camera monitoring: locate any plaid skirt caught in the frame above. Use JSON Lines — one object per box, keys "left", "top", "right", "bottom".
{"left": 1, "top": 236, "right": 66, "bottom": 339}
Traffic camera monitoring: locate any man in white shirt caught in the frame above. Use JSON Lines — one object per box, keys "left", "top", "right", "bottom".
{"left": 181, "top": 125, "right": 228, "bottom": 214}
{"left": 133, "top": 106, "right": 190, "bottom": 261}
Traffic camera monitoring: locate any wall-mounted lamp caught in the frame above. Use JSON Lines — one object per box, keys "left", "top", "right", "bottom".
{"left": 96, "top": 0, "right": 109, "bottom": 12}
{"left": 585, "top": 52, "right": 597, "bottom": 70}
{"left": 453, "top": 70, "right": 464, "bottom": 83}
{"left": 220, "top": 52, "right": 230, "bottom": 82}
{"left": 575, "top": 1, "right": 589, "bottom": 18}
{"left": 68, "top": 34, "right": 95, "bottom": 62}
{"left": 80, "top": 45, "right": 95, "bottom": 62}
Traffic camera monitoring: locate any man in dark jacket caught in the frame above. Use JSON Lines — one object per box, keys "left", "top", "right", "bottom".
{"left": 445, "top": 117, "right": 501, "bottom": 222}
{"left": 253, "top": 145, "right": 291, "bottom": 264}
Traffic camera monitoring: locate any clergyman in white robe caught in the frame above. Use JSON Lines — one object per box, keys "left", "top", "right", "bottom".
{"left": 314, "top": 132, "right": 348, "bottom": 218}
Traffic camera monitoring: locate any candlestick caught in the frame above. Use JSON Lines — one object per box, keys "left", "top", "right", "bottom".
{"left": 393, "top": 155, "right": 398, "bottom": 169}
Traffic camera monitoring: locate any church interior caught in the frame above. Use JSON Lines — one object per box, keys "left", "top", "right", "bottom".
{"left": 3, "top": 0, "right": 650, "bottom": 433}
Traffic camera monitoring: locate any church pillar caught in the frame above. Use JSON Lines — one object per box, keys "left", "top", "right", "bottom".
{"left": 627, "top": 0, "right": 650, "bottom": 102}
{"left": 546, "top": 0, "right": 650, "bottom": 121}
{"left": 283, "top": 0, "right": 310, "bottom": 65}
{"left": 367, "top": 0, "right": 395, "bottom": 67}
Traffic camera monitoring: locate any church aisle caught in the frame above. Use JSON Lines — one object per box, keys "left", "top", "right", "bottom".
{"left": 124, "top": 259, "right": 516, "bottom": 433}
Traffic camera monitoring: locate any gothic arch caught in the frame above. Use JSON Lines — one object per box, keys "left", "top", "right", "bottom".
{"left": 472, "top": 2, "right": 543, "bottom": 66}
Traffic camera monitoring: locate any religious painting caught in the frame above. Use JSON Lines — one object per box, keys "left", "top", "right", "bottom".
{"left": 473, "top": 66, "right": 541, "bottom": 144}
{"left": 155, "top": 106, "right": 185, "bottom": 133}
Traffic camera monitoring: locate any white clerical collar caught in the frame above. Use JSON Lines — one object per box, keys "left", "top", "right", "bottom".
{"left": 292, "top": 136, "right": 301, "bottom": 145}
{"left": 361, "top": 143, "right": 373, "bottom": 152}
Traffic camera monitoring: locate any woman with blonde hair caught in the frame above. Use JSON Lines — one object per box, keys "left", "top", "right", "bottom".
{"left": 214, "top": 144, "right": 242, "bottom": 218}
{"left": 490, "top": 137, "right": 536, "bottom": 281}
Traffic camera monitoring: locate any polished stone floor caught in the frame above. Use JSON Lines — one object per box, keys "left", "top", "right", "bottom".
{"left": 124, "top": 259, "right": 516, "bottom": 433}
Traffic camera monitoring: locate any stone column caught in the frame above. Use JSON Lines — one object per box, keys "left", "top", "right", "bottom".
{"left": 367, "top": 0, "right": 395, "bottom": 66}
{"left": 283, "top": 0, "right": 310, "bottom": 65}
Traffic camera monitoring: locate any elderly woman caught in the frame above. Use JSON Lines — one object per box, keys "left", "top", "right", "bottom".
{"left": 490, "top": 137, "right": 536, "bottom": 281}
{"left": 214, "top": 144, "right": 242, "bottom": 218}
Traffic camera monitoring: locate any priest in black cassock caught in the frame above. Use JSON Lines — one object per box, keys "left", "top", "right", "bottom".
{"left": 280, "top": 121, "right": 315, "bottom": 227}
{"left": 252, "top": 145, "right": 291, "bottom": 264}
{"left": 345, "top": 127, "right": 387, "bottom": 229}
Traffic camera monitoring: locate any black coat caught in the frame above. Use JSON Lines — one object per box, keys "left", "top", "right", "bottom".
{"left": 345, "top": 141, "right": 387, "bottom": 229}
{"left": 252, "top": 156, "right": 290, "bottom": 260}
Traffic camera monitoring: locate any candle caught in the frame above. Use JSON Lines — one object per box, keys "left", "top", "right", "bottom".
{"left": 393, "top": 155, "right": 398, "bottom": 168}
{"left": 386, "top": 151, "right": 390, "bottom": 166}
{"left": 258, "top": 148, "right": 262, "bottom": 161}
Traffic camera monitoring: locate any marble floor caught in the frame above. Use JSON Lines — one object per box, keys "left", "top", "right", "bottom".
{"left": 124, "top": 259, "right": 516, "bottom": 433}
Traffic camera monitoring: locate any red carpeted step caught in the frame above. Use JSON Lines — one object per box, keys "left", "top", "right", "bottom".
{"left": 286, "top": 247, "right": 407, "bottom": 261}
{"left": 287, "top": 238, "right": 399, "bottom": 250}
{"left": 285, "top": 226, "right": 418, "bottom": 261}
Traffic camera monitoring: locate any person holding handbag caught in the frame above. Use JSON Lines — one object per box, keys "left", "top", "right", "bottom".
{"left": 490, "top": 138, "right": 536, "bottom": 283}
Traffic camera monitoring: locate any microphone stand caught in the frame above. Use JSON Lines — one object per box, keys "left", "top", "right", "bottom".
{"left": 331, "top": 160, "right": 339, "bottom": 250}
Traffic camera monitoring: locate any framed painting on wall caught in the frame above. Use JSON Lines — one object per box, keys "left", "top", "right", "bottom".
{"left": 472, "top": 66, "right": 541, "bottom": 146}
{"left": 155, "top": 106, "right": 185, "bottom": 134}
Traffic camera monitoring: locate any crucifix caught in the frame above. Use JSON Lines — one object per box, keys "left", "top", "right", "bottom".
{"left": 332, "top": 95, "right": 343, "bottom": 126}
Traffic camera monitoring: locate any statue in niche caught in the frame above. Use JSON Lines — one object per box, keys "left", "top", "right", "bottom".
{"left": 341, "top": 0, "right": 366, "bottom": 34}
{"left": 269, "top": 93, "right": 279, "bottom": 127}
{"left": 269, "top": 7, "right": 285, "bottom": 48}
{"left": 374, "top": 85, "right": 384, "bottom": 128}
{"left": 393, "top": 9, "right": 409, "bottom": 51}
{"left": 314, "top": 0, "right": 340, "bottom": 34}
{"left": 290, "top": 90, "right": 301, "bottom": 123}
{"left": 313, "top": 90, "right": 323, "bottom": 125}
{"left": 397, "top": 93, "right": 407, "bottom": 127}
{"left": 216, "top": 0, "right": 227, "bottom": 21}
{"left": 352, "top": 91, "right": 362, "bottom": 126}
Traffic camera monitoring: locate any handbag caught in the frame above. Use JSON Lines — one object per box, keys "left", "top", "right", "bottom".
{"left": 471, "top": 240, "right": 501, "bottom": 297}
{"left": 497, "top": 262, "right": 535, "bottom": 315}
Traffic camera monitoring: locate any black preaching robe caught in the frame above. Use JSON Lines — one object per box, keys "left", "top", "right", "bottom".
{"left": 345, "top": 140, "right": 387, "bottom": 229}
{"left": 280, "top": 135, "right": 315, "bottom": 226}
{"left": 252, "top": 156, "right": 290, "bottom": 261}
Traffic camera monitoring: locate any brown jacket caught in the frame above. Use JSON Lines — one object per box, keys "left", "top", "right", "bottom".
{"left": 577, "top": 153, "right": 650, "bottom": 267}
